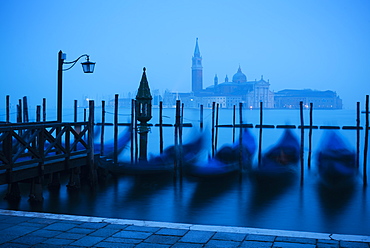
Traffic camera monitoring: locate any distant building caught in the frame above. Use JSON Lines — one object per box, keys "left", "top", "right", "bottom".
{"left": 274, "top": 89, "right": 342, "bottom": 109}
{"left": 189, "top": 39, "right": 274, "bottom": 109}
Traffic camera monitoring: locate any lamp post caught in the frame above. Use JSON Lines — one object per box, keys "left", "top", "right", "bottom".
{"left": 135, "top": 67, "right": 152, "bottom": 162}
{"left": 57, "top": 50, "right": 95, "bottom": 123}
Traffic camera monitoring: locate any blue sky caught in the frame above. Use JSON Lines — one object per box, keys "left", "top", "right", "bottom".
{"left": 1, "top": 0, "right": 369, "bottom": 110}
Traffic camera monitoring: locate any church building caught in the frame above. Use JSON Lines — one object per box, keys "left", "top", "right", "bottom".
{"left": 191, "top": 39, "right": 274, "bottom": 109}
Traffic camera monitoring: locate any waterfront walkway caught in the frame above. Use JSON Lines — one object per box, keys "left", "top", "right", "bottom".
{"left": 0, "top": 210, "right": 369, "bottom": 248}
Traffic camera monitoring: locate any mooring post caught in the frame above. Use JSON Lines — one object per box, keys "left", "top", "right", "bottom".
{"left": 6, "top": 95, "right": 10, "bottom": 123}
{"left": 74, "top": 100, "right": 78, "bottom": 123}
{"left": 215, "top": 103, "right": 219, "bottom": 153}
{"left": 159, "top": 101, "right": 164, "bottom": 154}
{"left": 363, "top": 95, "right": 369, "bottom": 186}
{"left": 179, "top": 102, "right": 184, "bottom": 177}
{"left": 36, "top": 105, "right": 41, "bottom": 122}
{"left": 200, "top": 104, "right": 204, "bottom": 130}
{"left": 308, "top": 102, "right": 313, "bottom": 169}
{"left": 239, "top": 102, "right": 243, "bottom": 172}
{"left": 134, "top": 100, "right": 138, "bottom": 164}
{"left": 88, "top": 100, "right": 97, "bottom": 187}
{"left": 114, "top": 94, "right": 119, "bottom": 164}
{"left": 42, "top": 98, "right": 46, "bottom": 122}
{"left": 233, "top": 105, "right": 236, "bottom": 143}
{"left": 300, "top": 101, "right": 304, "bottom": 183}
{"left": 174, "top": 100, "right": 181, "bottom": 175}
{"left": 17, "top": 99, "right": 22, "bottom": 123}
{"left": 101, "top": 100, "right": 106, "bottom": 156}
{"left": 23, "top": 96, "right": 29, "bottom": 123}
{"left": 131, "top": 99, "right": 135, "bottom": 164}
{"left": 356, "top": 102, "right": 360, "bottom": 168}
{"left": 258, "top": 102, "right": 263, "bottom": 167}
{"left": 211, "top": 102, "right": 216, "bottom": 157}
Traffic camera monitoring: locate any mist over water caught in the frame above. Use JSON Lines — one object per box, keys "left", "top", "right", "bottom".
{"left": 1, "top": 108, "right": 369, "bottom": 236}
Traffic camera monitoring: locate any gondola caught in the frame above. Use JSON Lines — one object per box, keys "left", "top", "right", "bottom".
{"left": 100, "top": 133, "right": 206, "bottom": 175}
{"left": 186, "top": 128, "right": 256, "bottom": 177}
{"left": 317, "top": 131, "right": 357, "bottom": 187}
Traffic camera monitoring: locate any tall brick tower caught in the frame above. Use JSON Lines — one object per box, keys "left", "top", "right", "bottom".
{"left": 192, "top": 38, "right": 203, "bottom": 93}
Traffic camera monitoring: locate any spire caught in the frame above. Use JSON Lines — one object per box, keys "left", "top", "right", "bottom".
{"left": 194, "top": 38, "right": 201, "bottom": 57}
{"left": 136, "top": 67, "right": 152, "bottom": 100}
{"left": 225, "top": 75, "right": 229, "bottom": 82}
{"left": 214, "top": 74, "right": 218, "bottom": 86}
{"left": 237, "top": 65, "right": 242, "bottom": 73}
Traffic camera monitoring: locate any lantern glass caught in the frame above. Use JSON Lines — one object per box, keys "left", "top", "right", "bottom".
{"left": 81, "top": 61, "right": 95, "bottom": 73}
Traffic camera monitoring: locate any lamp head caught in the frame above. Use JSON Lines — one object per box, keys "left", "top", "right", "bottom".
{"left": 81, "top": 56, "right": 95, "bottom": 73}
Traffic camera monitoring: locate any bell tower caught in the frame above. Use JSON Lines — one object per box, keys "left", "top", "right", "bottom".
{"left": 192, "top": 38, "right": 203, "bottom": 93}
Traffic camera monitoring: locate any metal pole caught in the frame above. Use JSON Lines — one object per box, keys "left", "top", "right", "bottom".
{"left": 57, "top": 50, "right": 64, "bottom": 123}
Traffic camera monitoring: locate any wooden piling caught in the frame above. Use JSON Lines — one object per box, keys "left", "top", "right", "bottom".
{"left": 258, "top": 102, "right": 263, "bottom": 166}
{"left": 88, "top": 100, "right": 97, "bottom": 186}
{"left": 159, "top": 101, "right": 164, "bottom": 154}
{"left": 363, "top": 95, "right": 369, "bottom": 186}
{"left": 200, "top": 104, "right": 204, "bottom": 130}
{"left": 134, "top": 100, "right": 138, "bottom": 163}
{"left": 215, "top": 103, "right": 219, "bottom": 153}
{"left": 6, "top": 95, "right": 10, "bottom": 123}
{"left": 23, "top": 96, "right": 29, "bottom": 123}
{"left": 211, "top": 102, "right": 216, "bottom": 157}
{"left": 36, "top": 105, "right": 41, "bottom": 122}
{"left": 131, "top": 99, "right": 135, "bottom": 164}
{"left": 74, "top": 100, "right": 78, "bottom": 123}
{"left": 114, "top": 94, "right": 119, "bottom": 164}
{"left": 233, "top": 105, "right": 236, "bottom": 143}
{"left": 356, "top": 102, "right": 360, "bottom": 168}
{"left": 300, "top": 101, "right": 304, "bottom": 183}
{"left": 17, "top": 99, "right": 22, "bottom": 123}
{"left": 174, "top": 100, "right": 181, "bottom": 174}
{"left": 101, "top": 100, "right": 106, "bottom": 156}
{"left": 308, "top": 103, "right": 313, "bottom": 169}
{"left": 42, "top": 98, "right": 46, "bottom": 122}
{"left": 239, "top": 102, "right": 243, "bottom": 172}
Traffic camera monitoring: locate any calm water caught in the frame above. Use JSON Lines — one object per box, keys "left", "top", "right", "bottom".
{"left": 1, "top": 108, "right": 369, "bottom": 236}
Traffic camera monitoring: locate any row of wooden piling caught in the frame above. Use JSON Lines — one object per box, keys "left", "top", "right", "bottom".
{"left": 3, "top": 94, "right": 370, "bottom": 186}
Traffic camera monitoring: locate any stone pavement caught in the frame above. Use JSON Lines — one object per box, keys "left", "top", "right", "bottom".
{"left": 0, "top": 210, "right": 369, "bottom": 248}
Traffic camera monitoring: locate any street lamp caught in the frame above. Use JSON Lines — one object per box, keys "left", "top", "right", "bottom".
{"left": 57, "top": 50, "right": 95, "bottom": 122}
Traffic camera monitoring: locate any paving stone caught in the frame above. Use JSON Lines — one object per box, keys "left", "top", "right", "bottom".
{"left": 124, "top": 225, "right": 161, "bottom": 233}
{"left": 68, "top": 227, "right": 95, "bottom": 234}
{"left": 145, "top": 234, "right": 180, "bottom": 244}
{"left": 171, "top": 243, "right": 204, "bottom": 248}
{"left": 78, "top": 222, "right": 108, "bottom": 229}
{"left": 31, "top": 229, "right": 64, "bottom": 238}
{"left": 275, "top": 236, "right": 317, "bottom": 244}
{"left": 55, "top": 232, "right": 87, "bottom": 240}
{"left": 316, "top": 243, "right": 339, "bottom": 248}
{"left": 1, "top": 225, "right": 39, "bottom": 237}
{"left": 212, "top": 232, "right": 246, "bottom": 241}
{"left": 156, "top": 228, "right": 188, "bottom": 236}
{"left": 0, "top": 216, "right": 30, "bottom": 224}
{"left": 105, "top": 237, "right": 142, "bottom": 244}
{"left": 105, "top": 223, "right": 128, "bottom": 230}
{"left": 41, "top": 237, "right": 74, "bottom": 245}
{"left": 26, "top": 218, "right": 57, "bottom": 225}
{"left": 89, "top": 227, "right": 120, "bottom": 237}
{"left": 94, "top": 241, "right": 135, "bottom": 248}
{"left": 0, "top": 223, "right": 13, "bottom": 230}
{"left": 44, "top": 222, "right": 77, "bottom": 231}
{"left": 339, "top": 241, "right": 370, "bottom": 248}
{"left": 0, "top": 242, "right": 29, "bottom": 248}
{"left": 113, "top": 230, "right": 152, "bottom": 239}
{"left": 135, "top": 243, "right": 171, "bottom": 248}
{"left": 8, "top": 235, "right": 47, "bottom": 246}
{"left": 204, "top": 239, "right": 241, "bottom": 247}
{"left": 18, "top": 221, "right": 48, "bottom": 228}
{"left": 272, "top": 241, "right": 316, "bottom": 248}
{"left": 240, "top": 240, "right": 273, "bottom": 248}
{"left": 69, "top": 236, "right": 105, "bottom": 246}
{"left": 180, "top": 230, "right": 215, "bottom": 243}
{"left": 0, "top": 234, "right": 17, "bottom": 244}
{"left": 246, "top": 234, "right": 276, "bottom": 242}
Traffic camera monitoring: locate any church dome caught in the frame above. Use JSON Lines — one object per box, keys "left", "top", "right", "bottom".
{"left": 232, "top": 66, "right": 247, "bottom": 83}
